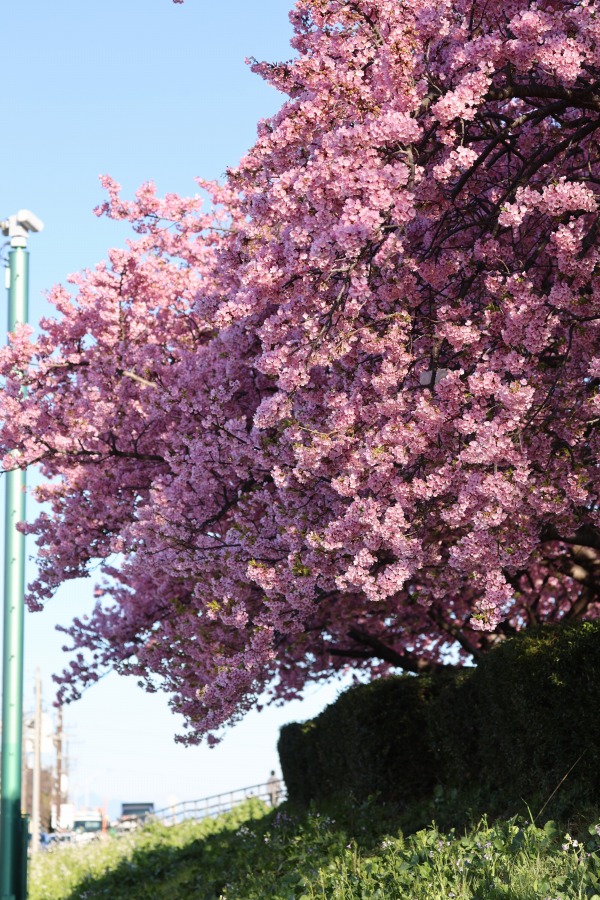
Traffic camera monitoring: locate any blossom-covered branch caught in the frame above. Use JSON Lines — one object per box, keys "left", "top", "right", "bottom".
{"left": 1, "top": 0, "right": 599, "bottom": 742}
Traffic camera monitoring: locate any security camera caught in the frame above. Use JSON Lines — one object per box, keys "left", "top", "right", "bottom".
{"left": 16, "top": 210, "right": 44, "bottom": 233}
{"left": 1, "top": 209, "right": 44, "bottom": 247}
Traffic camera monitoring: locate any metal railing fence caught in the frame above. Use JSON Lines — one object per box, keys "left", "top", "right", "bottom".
{"left": 117, "top": 779, "right": 286, "bottom": 830}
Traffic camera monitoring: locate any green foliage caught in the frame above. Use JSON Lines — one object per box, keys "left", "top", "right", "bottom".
{"left": 278, "top": 720, "right": 318, "bottom": 807}
{"left": 279, "top": 673, "right": 452, "bottom": 808}
{"left": 430, "top": 620, "right": 600, "bottom": 819}
{"left": 280, "top": 622, "right": 600, "bottom": 822}
{"left": 28, "top": 796, "right": 600, "bottom": 899}
{"left": 29, "top": 799, "right": 268, "bottom": 900}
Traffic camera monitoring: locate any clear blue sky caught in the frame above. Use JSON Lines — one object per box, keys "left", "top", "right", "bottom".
{"left": 1, "top": 0, "right": 352, "bottom": 820}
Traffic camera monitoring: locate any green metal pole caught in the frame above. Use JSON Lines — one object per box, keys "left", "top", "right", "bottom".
{"left": 1, "top": 248, "right": 29, "bottom": 900}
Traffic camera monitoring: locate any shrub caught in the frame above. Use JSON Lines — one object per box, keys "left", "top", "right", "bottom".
{"left": 277, "top": 720, "right": 318, "bottom": 807}
{"left": 279, "top": 673, "right": 452, "bottom": 807}
{"left": 431, "top": 620, "right": 600, "bottom": 816}
{"left": 280, "top": 622, "right": 600, "bottom": 820}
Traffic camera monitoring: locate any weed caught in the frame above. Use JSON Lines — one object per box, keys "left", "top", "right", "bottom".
{"left": 28, "top": 798, "right": 600, "bottom": 900}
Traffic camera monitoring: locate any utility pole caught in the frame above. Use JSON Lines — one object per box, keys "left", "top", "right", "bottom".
{"left": 0, "top": 209, "right": 43, "bottom": 900}
{"left": 31, "top": 669, "right": 41, "bottom": 855}
{"left": 54, "top": 705, "right": 63, "bottom": 830}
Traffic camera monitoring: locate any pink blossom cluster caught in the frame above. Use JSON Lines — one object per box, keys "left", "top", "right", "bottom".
{"left": 499, "top": 181, "right": 597, "bottom": 228}
{"left": 1, "top": 0, "right": 599, "bottom": 741}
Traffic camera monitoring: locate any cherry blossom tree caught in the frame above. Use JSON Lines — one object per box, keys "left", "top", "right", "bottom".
{"left": 1, "top": 0, "right": 600, "bottom": 741}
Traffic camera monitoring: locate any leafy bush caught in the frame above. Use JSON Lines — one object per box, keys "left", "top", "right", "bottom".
{"left": 281, "top": 622, "right": 600, "bottom": 820}
{"left": 431, "top": 620, "right": 600, "bottom": 818}
{"left": 277, "top": 720, "right": 318, "bottom": 807}
{"left": 279, "top": 673, "right": 453, "bottom": 808}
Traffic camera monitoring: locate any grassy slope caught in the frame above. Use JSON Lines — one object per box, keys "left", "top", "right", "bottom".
{"left": 29, "top": 798, "right": 600, "bottom": 900}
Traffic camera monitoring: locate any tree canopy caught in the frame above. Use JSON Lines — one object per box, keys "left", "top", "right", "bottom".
{"left": 1, "top": 0, "right": 599, "bottom": 742}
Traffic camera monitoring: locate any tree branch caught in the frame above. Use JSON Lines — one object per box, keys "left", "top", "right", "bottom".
{"left": 326, "top": 626, "right": 454, "bottom": 674}
{"left": 486, "top": 82, "right": 600, "bottom": 112}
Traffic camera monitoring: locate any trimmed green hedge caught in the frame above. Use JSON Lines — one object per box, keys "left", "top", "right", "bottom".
{"left": 431, "top": 620, "right": 600, "bottom": 813}
{"left": 277, "top": 720, "right": 318, "bottom": 807}
{"left": 279, "top": 672, "right": 453, "bottom": 807}
{"left": 279, "top": 621, "right": 600, "bottom": 818}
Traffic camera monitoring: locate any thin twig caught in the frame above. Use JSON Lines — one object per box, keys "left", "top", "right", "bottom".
{"left": 534, "top": 750, "right": 586, "bottom": 822}
{"left": 122, "top": 370, "right": 157, "bottom": 389}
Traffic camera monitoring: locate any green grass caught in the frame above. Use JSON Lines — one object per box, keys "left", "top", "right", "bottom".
{"left": 29, "top": 798, "right": 600, "bottom": 899}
